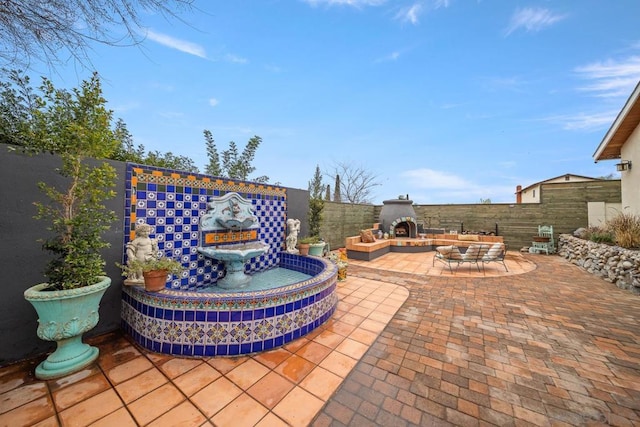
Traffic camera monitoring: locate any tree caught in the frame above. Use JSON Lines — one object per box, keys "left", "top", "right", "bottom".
{"left": 0, "top": 70, "right": 37, "bottom": 146}
{"left": 0, "top": 69, "right": 198, "bottom": 172}
{"left": 16, "top": 72, "right": 119, "bottom": 288}
{"left": 333, "top": 174, "right": 342, "bottom": 202}
{"left": 598, "top": 173, "right": 618, "bottom": 180}
{"left": 325, "top": 184, "right": 331, "bottom": 201}
{"left": 203, "top": 131, "right": 269, "bottom": 182}
{"left": 203, "top": 129, "right": 221, "bottom": 176}
{"left": 327, "top": 161, "right": 381, "bottom": 204}
{"left": 141, "top": 150, "right": 198, "bottom": 172}
{"left": 0, "top": 0, "right": 193, "bottom": 70}
{"left": 479, "top": 198, "right": 492, "bottom": 204}
{"left": 308, "top": 165, "right": 325, "bottom": 238}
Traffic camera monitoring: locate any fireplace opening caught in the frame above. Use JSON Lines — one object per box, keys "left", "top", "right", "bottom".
{"left": 379, "top": 198, "right": 418, "bottom": 238}
{"left": 391, "top": 220, "right": 417, "bottom": 238}
{"left": 395, "top": 223, "right": 409, "bottom": 237}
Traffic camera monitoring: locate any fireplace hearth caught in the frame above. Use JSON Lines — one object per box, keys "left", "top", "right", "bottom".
{"left": 379, "top": 198, "right": 418, "bottom": 238}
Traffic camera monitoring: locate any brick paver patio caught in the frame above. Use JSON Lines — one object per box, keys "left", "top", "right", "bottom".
{"left": 313, "top": 254, "right": 640, "bottom": 426}
{"left": 1, "top": 252, "right": 639, "bottom": 426}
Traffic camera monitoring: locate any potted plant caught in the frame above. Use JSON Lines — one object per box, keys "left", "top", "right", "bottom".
{"left": 18, "top": 73, "right": 118, "bottom": 379}
{"left": 328, "top": 248, "right": 348, "bottom": 281}
{"left": 121, "top": 254, "right": 183, "bottom": 292}
{"left": 306, "top": 165, "right": 326, "bottom": 256}
{"left": 298, "top": 236, "right": 321, "bottom": 256}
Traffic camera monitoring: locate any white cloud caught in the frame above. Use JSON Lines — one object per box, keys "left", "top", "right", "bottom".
{"left": 400, "top": 168, "right": 519, "bottom": 203}
{"left": 146, "top": 30, "right": 206, "bottom": 58}
{"left": 395, "top": 3, "right": 424, "bottom": 25}
{"left": 224, "top": 54, "right": 248, "bottom": 64}
{"left": 505, "top": 8, "right": 566, "bottom": 36}
{"left": 574, "top": 56, "right": 640, "bottom": 98}
{"left": 374, "top": 50, "right": 401, "bottom": 63}
{"left": 401, "top": 168, "right": 472, "bottom": 190}
{"left": 302, "top": 0, "right": 386, "bottom": 7}
{"left": 209, "top": 98, "right": 219, "bottom": 107}
{"left": 542, "top": 111, "right": 618, "bottom": 131}
{"left": 393, "top": 1, "right": 450, "bottom": 25}
{"left": 265, "top": 64, "right": 284, "bottom": 73}
{"left": 111, "top": 101, "right": 140, "bottom": 113}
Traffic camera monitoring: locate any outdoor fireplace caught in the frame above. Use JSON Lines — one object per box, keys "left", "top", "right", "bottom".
{"left": 379, "top": 198, "right": 418, "bottom": 238}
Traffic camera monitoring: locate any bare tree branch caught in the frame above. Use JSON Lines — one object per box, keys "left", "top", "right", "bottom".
{"left": 327, "top": 161, "right": 381, "bottom": 204}
{"left": 0, "top": 0, "right": 194, "bottom": 70}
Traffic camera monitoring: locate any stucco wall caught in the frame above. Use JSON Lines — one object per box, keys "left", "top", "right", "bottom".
{"left": 0, "top": 145, "right": 310, "bottom": 365}
{"left": 620, "top": 123, "right": 640, "bottom": 215}
{"left": 320, "top": 180, "right": 622, "bottom": 251}
{"left": 0, "top": 148, "right": 126, "bottom": 365}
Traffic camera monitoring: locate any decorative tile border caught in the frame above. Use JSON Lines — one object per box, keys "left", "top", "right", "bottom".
{"left": 121, "top": 166, "right": 340, "bottom": 356}
{"left": 121, "top": 255, "right": 339, "bottom": 356}
{"left": 124, "top": 164, "right": 287, "bottom": 290}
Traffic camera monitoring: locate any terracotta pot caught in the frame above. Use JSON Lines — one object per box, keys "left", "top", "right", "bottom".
{"left": 298, "top": 243, "right": 310, "bottom": 256}
{"left": 143, "top": 270, "right": 168, "bottom": 291}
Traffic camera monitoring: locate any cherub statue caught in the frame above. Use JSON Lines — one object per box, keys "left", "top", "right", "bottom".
{"left": 286, "top": 218, "right": 301, "bottom": 253}
{"left": 125, "top": 222, "right": 159, "bottom": 283}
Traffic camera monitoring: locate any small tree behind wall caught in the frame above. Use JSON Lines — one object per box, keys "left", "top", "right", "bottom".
{"left": 308, "top": 165, "right": 325, "bottom": 238}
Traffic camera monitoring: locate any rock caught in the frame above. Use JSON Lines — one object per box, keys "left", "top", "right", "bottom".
{"left": 573, "top": 227, "right": 588, "bottom": 238}
{"left": 558, "top": 234, "right": 639, "bottom": 295}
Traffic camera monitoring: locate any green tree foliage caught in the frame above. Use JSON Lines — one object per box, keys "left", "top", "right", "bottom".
{"left": 110, "top": 119, "right": 198, "bottom": 172}
{"left": 0, "top": 70, "right": 36, "bottom": 146}
{"left": 204, "top": 129, "right": 221, "bottom": 176}
{"left": 333, "top": 174, "right": 342, "bottom": 202}
{"left": 1, "top": 70, "right": 198, "bottom": 172}
{"left": 15, "top": 72, "right": 118, "bottom": 288}
{"left": 203, "top": 130, "right": 269, "bottom": 182}
{"left": 308, "top": 165, "right": 325, "bottom": 237}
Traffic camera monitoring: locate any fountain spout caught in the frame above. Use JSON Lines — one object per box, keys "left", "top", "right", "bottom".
{"left": 197, "top": 192, "right": 268, "bottom": 289}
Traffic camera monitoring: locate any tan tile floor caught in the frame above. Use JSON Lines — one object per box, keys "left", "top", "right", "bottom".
{"left": 0, "top": 273, "right": 410, "bottom": 427}
{"left": 3, "top": 250, "right": 640, "bottom": 426}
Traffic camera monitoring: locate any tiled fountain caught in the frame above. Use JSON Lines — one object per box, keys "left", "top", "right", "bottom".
{"left": 121, "top": 165, "right": 338, "bottom": 356}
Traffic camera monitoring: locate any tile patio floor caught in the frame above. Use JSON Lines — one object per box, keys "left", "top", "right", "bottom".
{"left": 2, "top": 251, "right": 640, "bottom": 426}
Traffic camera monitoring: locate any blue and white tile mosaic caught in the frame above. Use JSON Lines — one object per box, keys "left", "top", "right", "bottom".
{"left": 121, "top": 165, "right": 339, "bottom": 356}
{"left": 124, "top": 164, "right": 287, "bottom": 290}
{"left": 122, "top": 253, "right": 338, "bottom": 356}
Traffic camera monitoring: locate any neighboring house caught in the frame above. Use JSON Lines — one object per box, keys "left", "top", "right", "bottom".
{"left": 593, "top": 81, "right": 640, "bottom": 216}
{"left": 515, "top": 174, "right": 600, "bottom": 204}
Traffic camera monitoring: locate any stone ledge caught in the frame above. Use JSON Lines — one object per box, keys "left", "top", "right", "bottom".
{"left": 558, "top": 234, "right": 640, "bottom": 294}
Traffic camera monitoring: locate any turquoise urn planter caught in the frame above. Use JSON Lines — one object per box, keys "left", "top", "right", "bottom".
{"left": 24, "top": 276, "right": 111, "bottom": 380}
{"left": 308, "top": 242, "right": 326, "bottom": 257}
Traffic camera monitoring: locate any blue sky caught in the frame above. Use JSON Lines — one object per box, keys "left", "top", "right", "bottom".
{"left": 26, "top": 0, "right": 640, "bottom": 204}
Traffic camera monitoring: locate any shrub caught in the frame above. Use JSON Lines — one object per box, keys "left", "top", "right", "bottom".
{"left": 586, "top": 227, "right": 614, "bottom": 244}
{"left": 606, "top": 211, "right": 640, "bottom": 249}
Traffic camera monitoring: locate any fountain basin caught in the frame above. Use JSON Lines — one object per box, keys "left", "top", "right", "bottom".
{"left": 198, "top": 241, "right": 270, "bottom": 289}
{"left": 197, "top": 242, "right": 269, "bottom": 263}
{"left": 121, "top": 254, "right": 338, "bottom": 356}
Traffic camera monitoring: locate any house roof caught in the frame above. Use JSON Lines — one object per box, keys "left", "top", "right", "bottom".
{"left": 593, "top": 81, "right": 640, "bottom": 161}
{"left": 516, "top": 173, "right": 599, "bottom": 193}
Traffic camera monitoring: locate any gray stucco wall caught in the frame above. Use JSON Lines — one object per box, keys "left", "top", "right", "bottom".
{"left": 0, "top": 147, "right": 126, "bottom": 365}
{"left": 0, "top": 145, "right": 311, "bottom": 365}
{"left": 285, "top": 188, "right": 310, "bottom": 238}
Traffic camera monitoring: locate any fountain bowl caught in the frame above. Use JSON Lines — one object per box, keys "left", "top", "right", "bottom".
{"left": 121, "top": 254, "right": 338, "bottom": 357}
{"left": 197, "top": 241, "right": 270, "bottom": 289}
{"left": 197, "top": 241, "right": 269, "bottom": 262}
